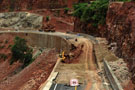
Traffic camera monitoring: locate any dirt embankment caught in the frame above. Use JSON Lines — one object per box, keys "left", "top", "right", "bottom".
{"left": 0, "top": 34, "right": 58, "bottom": 90}
{"left": 74, "top": 17, "right": 107, "bottom": 37}
{"left": 0, "top": 0, "right": 66, "bottom": 12}
{"left": 0, "top": 0, "right": 89, "bottom": 32}
{"left": 106, "top": 2, "right": 135, "bottom": 85}
{"left": 0, "top": 0, "right": 89, "bottom": 12}
{"left": 74, "top": 1, "right": 135, "bottom": 89}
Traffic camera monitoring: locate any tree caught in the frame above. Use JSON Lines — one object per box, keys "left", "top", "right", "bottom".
{"left": 73, "top": 0, "right": 109, "bottom": 27}
{"left": 46, "top": 16, "right": 50, "bottom": 22}
{"left": 10, "top": 36, "right": 33, "bottom": 68}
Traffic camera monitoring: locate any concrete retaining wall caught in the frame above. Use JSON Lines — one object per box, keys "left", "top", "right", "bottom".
{"left": 0, "top": 31, "right": 71, "bottom": 54}
{"left": 103, "top": 60, "right": 123, "bottom": 90}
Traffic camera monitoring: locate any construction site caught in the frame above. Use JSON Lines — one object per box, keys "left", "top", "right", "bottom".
{"left": 0, "top": 0, "right": 135, "bottom": 90}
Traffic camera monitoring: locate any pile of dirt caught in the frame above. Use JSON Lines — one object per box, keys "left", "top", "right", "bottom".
{"left": 41, "top": 23, "right": 55, "bottom": 32}
{"left": 63, "top": 43, "right": 83, "bottom": 64}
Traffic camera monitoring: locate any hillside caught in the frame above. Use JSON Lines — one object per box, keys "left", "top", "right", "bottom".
{"left": 74, "top": 1, "right": 135, "bottom": 88}
{"left": 0, "top": 0, "right": 89, "bottom": 12}
{"left": 0, "top": 34, "right": 57, "bottom": 90}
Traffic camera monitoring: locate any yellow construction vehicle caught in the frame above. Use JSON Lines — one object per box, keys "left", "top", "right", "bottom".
{"left": 59, "top": 51, "right": 66, "bottom": 62}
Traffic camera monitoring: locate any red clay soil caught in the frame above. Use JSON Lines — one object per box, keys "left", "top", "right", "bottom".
{"left": 0, "top": 0, "right": 89, "bottom": 12}
{"left": 0, "top": 49, "right": 57, "bottom": 90}
{"left": 0, "top": 34, "right": 58, "bottom": 90}
{"left": 68, "top": 44, "right": 83, "bottom": 64}
{"left": 0, "top": 34, "right": 22, "bottom": 82}
{"left": 31, "top": 9, "right": 74, "bottom": 32}
{"left": 124, "top": 80, "right": 135, "bottom": 90}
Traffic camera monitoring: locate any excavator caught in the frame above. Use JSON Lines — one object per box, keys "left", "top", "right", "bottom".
{"left": 59, "top": 51, "right": 66, "bottom": 62}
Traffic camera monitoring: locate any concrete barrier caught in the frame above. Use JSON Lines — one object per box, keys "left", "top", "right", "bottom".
{"left": 103, "top": 60, "right": 123, "bottom": 90}
{"left": 0, "top": 31, "right": 71, "bottom": 54}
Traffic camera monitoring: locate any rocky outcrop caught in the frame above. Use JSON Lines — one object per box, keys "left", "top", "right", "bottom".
{"left": 106, "top": 2, "right": 135, "bottom": 84}
{"left": 0, "top": 12, "right": 43, "bottom": 29}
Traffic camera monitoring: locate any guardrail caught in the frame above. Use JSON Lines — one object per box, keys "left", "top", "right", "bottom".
{"left": 103, "top": 60, "right": 123, "bottom": 90}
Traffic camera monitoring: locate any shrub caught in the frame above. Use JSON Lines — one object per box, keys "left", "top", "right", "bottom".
{"left": 46, "top": 16, "right": 50, "bottom": 22}
{"left": 0, "top": 54, "right": 7, "bottom": 60}
{"left": 0, "top": 45, "right": 5, "bottom": 49}
{"left": 9, "top": 0, "right": 16, "bottom": 12}
{"left": 7, "top": 45, "right": 12, "bottom": 49}
{"left": 73, "top": 0, "right": 109, "bottom": 27}
{"left": 5, "top": 40, "right": 8, "bottom": 44}
{"left": 116, "top": 0, "right": 131, "bottom": 1}
{"left": 64, "top": 7, "right": 70, "bottom": 14}
{"left": 10, "top": 36, "right": 33, "bottom": 68}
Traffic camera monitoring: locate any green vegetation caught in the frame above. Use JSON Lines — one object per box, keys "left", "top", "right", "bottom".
{"left": 5, "top": 40, "right": 8, "bottom": 44}
{"left": 73, "top": 0, "right": 109, "bottom": 27}
{"left": 117, "top": 0, "right": 132, "bottom": 1}
{"left": 27, "top": 6, "right": 32, "bottom": 10}
{"left": 7, "top": 45, "right": 12, "bottom": 49}
{"left": 46, "top": 16, "right": 50, "bottom": 22}
{"left": 64, "top": 7, "right": 70, "bottom": 14}
{"left": 0, "top": 45, "right": 5, "bottom": 49}
{"left": 10, "top": 36, "right": 33, "bottom": 68}
{"left": 0, "top": 54, "right": 7, "bottom": 60}
{"left": 73, "top": 0, "right": 132, "bottom": 27}
{"left": 9, "top": 0, "right": 16, "bottom": 12}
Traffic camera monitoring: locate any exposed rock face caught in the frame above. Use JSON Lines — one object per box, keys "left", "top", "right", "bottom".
{"left": 74, "top": 2, "right": 135, "bottom": 85}
{"left": 0, "top": 12, "right": 43, "bottom": 29}
{"left": 106, "top": 2, "right": 135, "bottom": 84}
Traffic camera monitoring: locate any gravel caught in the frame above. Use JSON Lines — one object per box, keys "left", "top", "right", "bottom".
{"left": 108, "top": 59, "right": 131, "bottom": 85}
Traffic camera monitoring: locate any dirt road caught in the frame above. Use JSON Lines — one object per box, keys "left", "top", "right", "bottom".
{"left": 55, "top": 37, "right": 104, "bottom": 90}
{"left": 78, "top": 38, "right": 103, "bottom": 90}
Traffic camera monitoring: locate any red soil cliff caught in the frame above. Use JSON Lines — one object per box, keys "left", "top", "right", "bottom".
{"left": 0, "top": 0, "right": 89, "bottom": 12}
{"left": 74, "top": 2, "right": 135, "bottom": 86}
{"left": 106, "top": 2, "right": 135, "bottom": 84}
